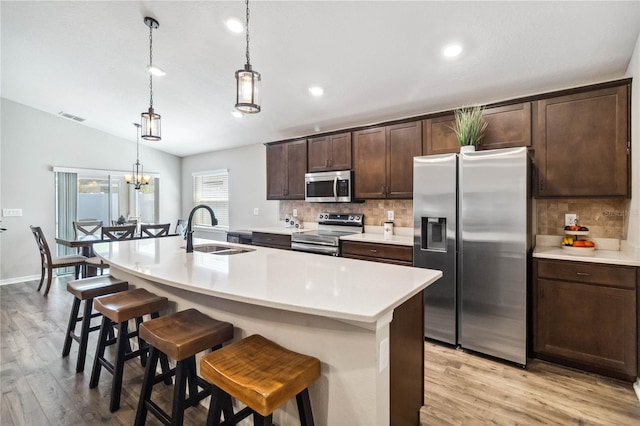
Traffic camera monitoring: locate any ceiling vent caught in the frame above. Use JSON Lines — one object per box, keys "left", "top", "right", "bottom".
{"left": 58, "top": 111, "right": 86, "bottom": 122}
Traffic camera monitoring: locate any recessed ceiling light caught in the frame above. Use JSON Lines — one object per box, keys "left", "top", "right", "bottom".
{"left": 309, "top": 86, "right": 324, "bottom": 97}
{"left": 147, "top": 64, "right": 166, "bottom": 76}
{"left": 226, "top": 18, "right": 244, "bottom": 33}
{"left": 442, "top": 43, "right": 463, "bottom": 58}
{"left": 231, "top": 110, "right": 244, "bottom": 118}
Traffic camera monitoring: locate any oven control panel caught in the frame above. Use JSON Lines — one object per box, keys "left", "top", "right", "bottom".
{"left": 317, "top": 212, "right": 364, "bottom": 226}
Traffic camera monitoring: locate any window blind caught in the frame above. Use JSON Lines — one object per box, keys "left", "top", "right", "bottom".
{"left": 193, "top": 170, "right": 229, "bottom": 229}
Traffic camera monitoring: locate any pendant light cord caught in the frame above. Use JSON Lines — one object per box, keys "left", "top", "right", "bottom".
{"left": 135, "top": 124, "right": 140, "bottom": 164}
{"left": 149, "top": 24, "right": 154, "bottom": 108}
{"left": 245, "top": 0, "right": 251, "bottom": 66}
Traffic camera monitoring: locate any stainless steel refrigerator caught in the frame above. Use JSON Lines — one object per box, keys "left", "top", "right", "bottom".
{"left": 413, "top": 147, "right": 530, "bottom": 365}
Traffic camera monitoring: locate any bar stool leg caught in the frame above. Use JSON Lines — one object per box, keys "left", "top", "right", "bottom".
{"left": 62, "top": 297, "right": 81, "bottom": 358}
{"left": 172, "top": 359, "right": 189, "bottom": 426}
{"left": 75, "top": 297, "right": 94, "bottom": 372}
{"left": 110, "top": 320, "right": 130, "bottom": 412}
{"left": 253, "top": 413, "right": 273, "bottom": 426}
{"left": 296, "top": 389, "right": 315, "bottom": 426}
{"left": 136, "top": 316, "right": 147, "bottom": 367}
{"left": 134, "top": 346, "right": 160, "bottom": 426}
{"left": 89, "top": 315, "right": 110, "bottom": 388}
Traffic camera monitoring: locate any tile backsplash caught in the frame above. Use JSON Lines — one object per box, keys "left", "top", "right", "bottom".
{"left": 280, "top": 198, "right": 628, "bottom": 239}
{"left": 536, "top": 198, "right": 627, "bottom": 239}
{"left": 279, "top": 200, "right": 413, "bottom": 227}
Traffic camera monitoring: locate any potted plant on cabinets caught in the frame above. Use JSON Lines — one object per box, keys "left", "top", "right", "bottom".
{"left": 452, "top": 105, "right": 488, "bottom": 152}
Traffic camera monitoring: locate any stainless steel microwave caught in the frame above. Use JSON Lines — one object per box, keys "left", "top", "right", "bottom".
{"left": 305, "top": 170, "right": 353, "bottom": 202}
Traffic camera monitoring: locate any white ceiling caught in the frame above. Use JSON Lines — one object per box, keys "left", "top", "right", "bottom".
{"left": 2, "top": 1, "right": 639, "bottom": 157}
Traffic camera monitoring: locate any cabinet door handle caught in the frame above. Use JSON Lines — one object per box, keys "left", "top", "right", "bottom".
{"left": 370, "top": 249, "right": 378, "bottom": 253}
{"left": 576, "top": 272, "right": 590, "bottom": 276}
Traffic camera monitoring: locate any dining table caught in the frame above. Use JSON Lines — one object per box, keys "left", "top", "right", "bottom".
{"left": 55, "top": 233, "right": 179, "bottom": 276}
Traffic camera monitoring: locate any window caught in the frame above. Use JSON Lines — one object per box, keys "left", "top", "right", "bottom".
{"left": 193, "top": 169, "right": 229, "bottom": 229}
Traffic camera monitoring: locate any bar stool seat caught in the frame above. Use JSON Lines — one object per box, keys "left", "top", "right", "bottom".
{"left": 62, "top": 275, "right": 129, "bottom": 373}
{"left": 90, "top": 288, "right": 169, "bottom": 412}
{"left": 201, "top": 334, "right": 321, "bottom": 426}
{"left": 134, "top": 309, "right": 234, "bottom": 426}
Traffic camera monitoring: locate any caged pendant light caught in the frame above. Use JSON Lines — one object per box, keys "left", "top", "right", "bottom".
{"left": 125, "top": 123, "right": 151, "bottom": 189}
{"left": 235, "top": 0, "right": 261, "bottom": 113}
{"left": 141, "top": 17, "right": 162, "bottom": 141}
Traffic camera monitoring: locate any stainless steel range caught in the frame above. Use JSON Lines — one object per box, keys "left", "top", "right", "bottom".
{"left": 291, "top": 212, "right": 364, "bottom": 256}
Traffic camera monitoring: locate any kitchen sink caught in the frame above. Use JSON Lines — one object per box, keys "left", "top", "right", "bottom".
{"left": 192, "top": 245, "right": 255, "bottom": 255}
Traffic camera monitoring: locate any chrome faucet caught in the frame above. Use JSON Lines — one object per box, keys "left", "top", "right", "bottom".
{"left": 185, "top": 204, "right": 218, "bottom": 253}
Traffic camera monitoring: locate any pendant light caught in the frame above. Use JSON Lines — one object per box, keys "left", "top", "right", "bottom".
{"left": 141, "top": 17, "right": 161, "bottom": 141}
{"left": 235, "top": 0, "right": 261, "bottom": 113}
{"left": 125, "top": 123, "right": 151, "bottom": 189}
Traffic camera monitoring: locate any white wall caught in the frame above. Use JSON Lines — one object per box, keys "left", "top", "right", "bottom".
{"left": 0, "top": 98, "right": 181, "bottom": 283}
{"left": 625, "top": 32, "right": 640, "bottom": 249}
{"left": 181, "top": 143, "right": 279, "bottom": 239}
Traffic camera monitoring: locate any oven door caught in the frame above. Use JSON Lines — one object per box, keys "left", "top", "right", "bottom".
{"left": 291, "top": 242, "right": 340, "bottom": 256}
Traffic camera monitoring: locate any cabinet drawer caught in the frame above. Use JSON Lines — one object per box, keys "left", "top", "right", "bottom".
{"left": 342, "top": 241, "right": 413, "bottom": 262}
{"left": 537, "top": 259, "right": 636, "bottom": 289}
{"left": 251, "top": 232, "right": 291, "bottom": 249}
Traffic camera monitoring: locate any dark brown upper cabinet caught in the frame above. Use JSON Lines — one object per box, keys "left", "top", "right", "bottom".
{"left": 353, "top": 121, "right": 422, "bottom": 199}
{"left": 479, "top": 103, "right": 532, "bottom": 150}
{"left": 307, "top": 132, "right": 352, "bottom": 172}
{"left": 422, "top": 115, "right": 459, "bottom": 155}
{"left": 423, "top": 103, "right": 532, "bottom": 155}
{"left": 533, "top": 85, "right": 629, "bottom": 197}
{"left": 266, "top": 139, "right": 307, "bottom": 200}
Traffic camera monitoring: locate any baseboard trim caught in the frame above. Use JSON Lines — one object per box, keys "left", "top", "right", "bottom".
{"left": 0, "top": 275, "right": 39, "bottom": 286}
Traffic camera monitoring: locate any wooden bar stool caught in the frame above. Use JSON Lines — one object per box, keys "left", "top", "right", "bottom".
{"left": 62, "top": 275, "right": 129, "bottom": 373}
{"left": 134, "top": 308, "right": 234, "bottom": 426}
{"left": 200, "top": 334, "right": 321, "bottom": 426}
{"left": 89, "top": 288, "right": 169, "bottom": 412}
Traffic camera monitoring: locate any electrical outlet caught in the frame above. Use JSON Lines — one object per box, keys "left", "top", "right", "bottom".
{"left": 565, "top": 213, "right": 577, "bottom": 226}
{"left": 253, "top": 208, "right": 259, "bottom": 216}
{"left": 387, "top": 210, "right": 394, "bottom": 221}
{"left": 2, "top": 208, "right": 22, "bottom": 217}
{"left": 293, "top": 209, "right": 298, "bottom": 217}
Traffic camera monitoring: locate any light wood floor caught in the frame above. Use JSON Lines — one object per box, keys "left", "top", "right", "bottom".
{"left": 2, "top": 277, "right": 640, "bottom": 425}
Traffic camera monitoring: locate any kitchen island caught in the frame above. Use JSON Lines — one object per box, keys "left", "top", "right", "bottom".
{"left": 94, "top": 236, "right": 441, "bottom": 426}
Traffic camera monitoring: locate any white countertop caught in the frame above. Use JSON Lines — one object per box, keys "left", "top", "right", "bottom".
{"left": 340, "top": 232, "right": 413, "bottom": 246}
{"left": 533, "top": 246, "right": 640, "bottom": 266}
{"left": 251, "top": 226, "right": 312, "bottom": 236}
{"left": 94, "top": 236, "right": 441, "bottom": 324}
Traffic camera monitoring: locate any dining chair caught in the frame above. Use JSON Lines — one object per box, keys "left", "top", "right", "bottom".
{"left": 30, "top": 225, "right": 87, "bottom": 296}
{"left": 73, "top": 220, "right": 103, "bottom": 239}
{"left": 175, "top": 219, "right": 187, "bottom": 237}
{"left": 102, "top": 224, "right": 137, "bottom": 240}
{"left": 140, "top": 223, "right": 170, "bottom": 238}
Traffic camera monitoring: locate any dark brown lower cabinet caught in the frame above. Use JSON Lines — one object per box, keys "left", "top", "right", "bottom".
{"left": 341, "top": 241, "right": 413, "bottom": 266}
{"left": 251, "top": 232, "right": 291, "bottom": 250}
{"left": 534, "top": 259, "right": 637, "bottom": 381}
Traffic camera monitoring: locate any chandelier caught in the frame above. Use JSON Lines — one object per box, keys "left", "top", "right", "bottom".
{"left": 125, "top": 123, "right": 151, "bottom": 189}
{"left": 235, "top": 0, "right": 261, "bottom": 113}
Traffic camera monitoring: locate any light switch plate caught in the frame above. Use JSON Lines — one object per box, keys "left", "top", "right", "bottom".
{"left": 387, "top": 210, "right": 394, "bottom": 220}
{"left": 3, "top": 208, "right": 22, "bottom": 217}
{"left": 565, "top": 213, "right": 577, "bottom": 226}
{"left": 293, "top": 209, "right": 298, "bottom": 217}
{"left": 253, "top": 208, "right": 259, "bottom": 216}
